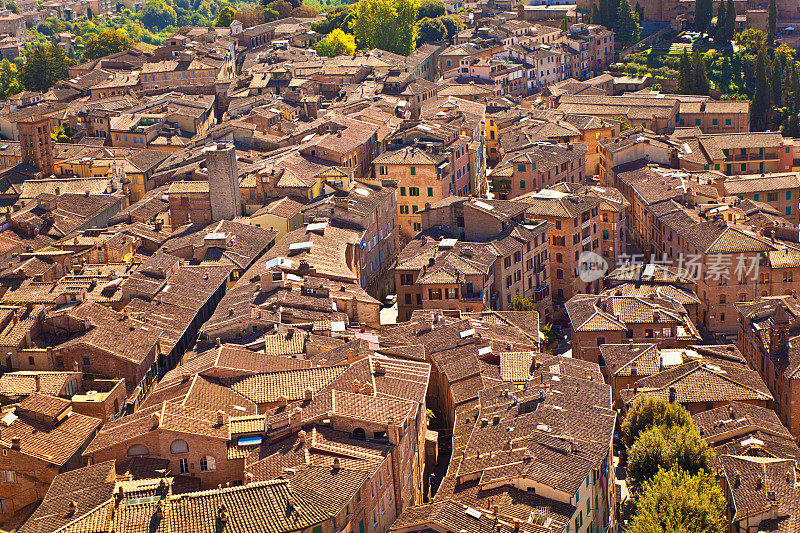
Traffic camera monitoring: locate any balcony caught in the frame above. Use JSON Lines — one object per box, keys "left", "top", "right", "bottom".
{"left": 461, "top": 290, "right": 485, "bottom": 301}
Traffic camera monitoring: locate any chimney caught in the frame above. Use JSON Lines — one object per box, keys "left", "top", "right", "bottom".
{"left": 152, "top": 413, "right": 160, "bottom": 428}
{"left": 245, "top": 472, "right": 253, "bottom": 485}
{"left": 668, "top": 386, "right": 677, "bottom": 403}
{"left": 216, "top": 410, "right": 225, "bottom": 426}
{"left": 12, "top": 310, "right": 18, "bottom": 325}
{"left": 68, "top": 500, "right": 77, "bottom": 515}
{"left": 11, "top": 436, "right": 20, "bottom": 449}
{"left": 360, "top": 322, "right": 366, "bottom": 333}
{"left": 332, "top": 457, "right": 341, "bottom": 470}
{"left": 304, "top": 387, "right": 313, "bottom": 401}
{"left": 492, "top": 414, "right": 500, "bottom": 425}
{"left": 34, "top": 374, "right": 41, "bottom": 392}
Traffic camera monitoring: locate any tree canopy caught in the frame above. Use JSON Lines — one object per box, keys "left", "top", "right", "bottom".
{"left": 614, "top": 0, "right": 640, "bottom": 44}
{"left": 417, "top": 0, "right": 445, "bottom": 18}
{"left": 627, "top": 425, "right": 715, "bottom": 485}
{"left": 140, "top": 0, "right": 177, "bottom": 29}
{"left": 625, "top": 467, "right": 726, "bottom": 533}
{"left": 621, "top": 396, "right": 692, "bottom": 448}
{"left": 21, "top": 43, "right": 72, "bottom": 93}
{"left": 694, "top": 0, "right": 712, "bottom": 32}
{"left": 215, "top": 5, "right": 235, "bottom": 26}
{"left": 350, "top": 0, "right": 418, "bottom": 55}
{"left": 316, "top": 28, "right": 356, "bottom": 57}
{"left": 417, "top": 16, "right": 446, "bottom": 44}
{"left": 82, "top": 29, "right": 134, "bottom": 60}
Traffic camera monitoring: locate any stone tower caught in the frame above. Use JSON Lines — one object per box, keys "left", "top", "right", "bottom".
{"left": 204, "top": 142, "right": 241, "bottom": 222}
{"left": 17, "top": 115, "right": 54, "bottom": 177}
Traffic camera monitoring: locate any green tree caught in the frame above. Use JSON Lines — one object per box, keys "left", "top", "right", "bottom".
{"left": 626, "top": 467, "right": 725, "bottom": 533}
{"left": 417, "top": 16, "right": 446, "bottom": 43}
{"left": 621, "top": 396, "right": 692, "bottom": 448}
{"left": 351, "top": 0, "right": 418, "bottom": 55}
{"left": 263, "top": 7, "right": 279, "bottom": 21}
{"left": 264, "top": 0, "right": 292, "bottom": 18}
{"left": 6, "top": 1, "right": 18, "bottom": 13}
{"left": 694, "top": 0, "right": 712, "bottom": 32}
{"left": 635, "top": 1, "right": 644, "bottom": 22}
{"left": 0, "top": 59, "right": 21, "bottom": 99}
{"left": 82, "top": 29, "right": 133, "bottom": 60}
{"left": 440, "top": 14, "right": 464, "bottom": 39}
{"left": 768, "top": 0, "right": 776, "bottom": 43}
{"left": 724, "top": 0, "right": 736, "bottom": 41}
{"left": 591, "top": 3, "right": 600, "bottom": 23}
{"left": 678, "top": 48, "right": 693, "bottom": 93}
{"left": 417, "top": 0, "right": 445, "bottom": 19}
{"left": 559, "top": 16, "right": 569, "bottom": 31}
{"left": 692, "top": 48, "right": 710, "bottom": 94}
{"left": 614, "top": 0, "right": 640, "bottom": 44}
{"left": 752, "top": 45, "right": 772, "bottom": 130}
{"left": 628, "top": 425, "right": 715, "bottom": 485}
{"left": 312, "top": 5, "right": 353, "bottom": 33}
{"left": 86, "top": 6, "right": 93, "bottom": 18}
{"left": 21, "top": 43, "right": 71, "bottom": 93}
{"left": 140, "top": 0, "right": 177, "bottom": 29}
{"left": 599, "top": 0, "right": 609, "bottom": 27}
{"left": 509, "top": 295, "right": 535, "bottom": 311}
{"left": 714, "top": 0, "right": 725, "bottom": 42}
{"left": 316, "top": 28, "right": 356, "bottom": 56}
{"left": 215, "top": 5, "right": 235, "bottom": 26}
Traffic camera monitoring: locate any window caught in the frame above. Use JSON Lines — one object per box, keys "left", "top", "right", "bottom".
{"left": 82, "top": 356, "right": 90, "bottom": 367}
{"left": 695, "top": 119, "right": 701, "bottom": 126}
{"left": 170, "top": 439, "right": 189, "bottom": 454}
{"left": 179, "top": 458, "right": 189, "bottom": 474}
{"left": 199, "top": 456, "right": 216, "bottom": 471}
{"left": 556, "top": 253, "right": 563, "bottom": 263}
{"left": 28, "top": 356, "right": 34, "bottom": 365}
{"left": 413, "top": 222, "right": 421, "bottom": 231}
{"left": 313, "top": 527, "right": 322, "bottom": 533}
{"left": 400, "top": 187, "right": 406, "bottom": 196}
{"left": 412, "top": 205, "right": 418, "bottom": 213}
{"left": 754, "top": 193, "right": 760, "bottom": 201}
{"left": 1, "top": 470, "right": 16, "bottom": 483}
{"left": 400, "top": 274, "right": 413, "bottom": 285}
{"left": 518, "top": 164, "right": 526, "bottom": 172}
{"left": 789, "top": 191, "right": 793, "bottom": 200}
{"left": 127, "top": 444, "right": 149, "bottom": 457}
{"left": 410, "top": 166, "right": 416, "bottom": 175}
{"left": 712, "top": 119, "right": 718, "bottom": 125}
{"left": 0, "top": 499, "right": 6, "bottom": 514}
{"left": 726, "top": 118, "right": 731, "bottom": 125}
{"left": 409, "top": 187, "right": 420, "bottom": 196}
{"left": 602, "top": 229, "right": 609, "bottom": 239}
{"left": 427, "top": 187, "right": 433, "bottom": 196}
{"left": 520, "top": 180, "right": 526, "bottom": 189}
{"left": 557, "top": 269, "right": 563, "bottom": 279}
{"left": 788, "top": 206, "right": 793, "bottom": 216}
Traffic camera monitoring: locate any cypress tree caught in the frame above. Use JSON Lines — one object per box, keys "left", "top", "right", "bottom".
{"left": 679, "top": 49, "right": 693, "bottom": 94}
{"left": 591, "top": 3, "right": 600, "bottom": 23}
{"left": 772, "top": 54, "right": 783, "bottom": 106}
{"left": 599, "top": 0, "right": 609, "bottom": 27}
{"left": 714, "top": 0, "right": 726, "bottom": 42}
{"left": 768, "top": 0, "right": 776, "bottom": 43}
{"left": 695, "top": 0, "right": 711, "bottom": 33}
{"left": 614, "top": 0, "right": 640, "bottom": 44}
{"left": 724, "top": 0, "right": 736, "bottom": 41}
{"left": 693, "top": 49, "right": 710, "bottom": 94}
{"left": 752, "top": 46, "right": 772, "bottom": 131}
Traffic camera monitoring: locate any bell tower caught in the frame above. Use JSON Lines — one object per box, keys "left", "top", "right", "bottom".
{"left": 17, "top": 115, "right": 54, "bottom": 177}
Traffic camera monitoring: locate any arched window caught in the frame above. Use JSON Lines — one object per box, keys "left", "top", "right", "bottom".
{"left": 519, "top": 180, "right": 526, "bottom": 190}
{"left": 127, "top": 444, "right": 149, "bottom": 457}
{"left": 352, "top": 428, "right": 366, "bottom": 440}
{"left": 200, "top": 456, "right": 216, "bottom": 472}
{"left": 170, "top": 439, "right": 189, "bottom": 454}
